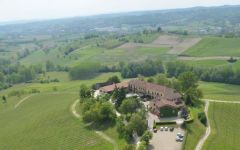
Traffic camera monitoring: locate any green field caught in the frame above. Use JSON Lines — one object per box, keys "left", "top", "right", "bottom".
{"left": 203, "top": 102, "right": 240, "bottom": 150}
{"left": 20, "top": 45, "right": 169, "bottom": 67}
{"left": 199, "top": 82, "right": 240, "bottom": 101}
{"left": 183, "top": 37, "right": 240, "bottom": 57}
{"left": 0, "top": 72, "right": 126, "bottom": 150}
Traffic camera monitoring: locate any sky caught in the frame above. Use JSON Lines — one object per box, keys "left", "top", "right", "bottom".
{"left": 1, "top": 0, "right": 240, "bottom": 22}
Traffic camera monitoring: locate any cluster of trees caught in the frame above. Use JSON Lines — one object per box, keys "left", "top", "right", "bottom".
{"left": 0, "top": 63, "right": 42, "bottom": 89}
{"left": 119, "top": 98, "right": 141, "bottom": 114}
{"left": 46, "top": 60, "right": 68, "bottom": 72}
{"left": 79, "top": 84, "right": 116, "bottom": 124}
{"left": 117, "top": 112, "right": 147, "bottom": 142}
{"left": 121, "top": 59, "right": 164, "bottom": 78}
{"left": 69, "top": 62, "right": 100, "bottom": 80}
{"left": 81, "top": 99, "right": 116, "bottom": 124}
{"left": 0, "top": 58, "right": 68, "bottom": 90}
{"left": 166, "top": 61, "right": 240, "bottom": 85}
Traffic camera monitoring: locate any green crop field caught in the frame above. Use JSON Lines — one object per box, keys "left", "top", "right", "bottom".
{"left": 20, "top": 45, "right": 170, "bottom": 67}
{"left": 183, "top": 37, "right": 240, "bottom": 57}
{"left": 203, "top": 102, "right": 240, "bottom": 150}
{"left": 0, "top": 72, "right": 126, "bottom": 150}
{"left": 199, "top": 82, "right": 240, "bottom": 101}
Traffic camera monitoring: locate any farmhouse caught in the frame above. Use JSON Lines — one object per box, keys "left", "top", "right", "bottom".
{"left": 99, "top": 79, "right": 184, "bottom": 118}
{"left": 128, "top": 79, "right": 184, "bottom": 118}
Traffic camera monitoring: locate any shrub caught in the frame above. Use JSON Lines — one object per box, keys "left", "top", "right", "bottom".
{"left": 198, "top": 112, "right": 207, "bottom": 126}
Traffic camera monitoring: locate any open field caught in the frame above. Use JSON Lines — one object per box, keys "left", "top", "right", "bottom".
{"left": 199, "top": 82, "right": 240, "bottom": 101}
{"left": 118, "top": 35, "right": 201, "bottom": 55}
{"left": 203, "top": 102, "right": 240, "bottom": 150}
{"left": 183, "top": 37, "right": 240, "bottom": 57}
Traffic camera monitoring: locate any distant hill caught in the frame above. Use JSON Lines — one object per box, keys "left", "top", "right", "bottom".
{"left": 0, "top": 5, "right": 240, "bottom": 36}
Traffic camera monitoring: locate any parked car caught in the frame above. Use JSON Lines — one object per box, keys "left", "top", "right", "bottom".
{"left": 177, "top": 133, "right": 184, "bottom": 138}
{"left": 160, "top": 127, "right": 164, "bottom": 131}
{"left": 164, "top": 127, "right": 168, "bottom": 131}
{"left": 176, "top": 136, "right": 183, "bottom": 142}
{"left": 170, "top": 127, "right": 174, "bottom": 132}
{"left": 176, "top": 133, "right": 184, "bottom": 142}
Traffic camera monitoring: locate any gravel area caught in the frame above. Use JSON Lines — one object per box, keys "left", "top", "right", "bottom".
{"left": 149, "top": 127, "right": 184, "bottom": 150}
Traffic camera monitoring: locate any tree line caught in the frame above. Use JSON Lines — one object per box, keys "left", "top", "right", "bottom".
{"left": 166, "top": 61, "right": 240, "bottom": 85}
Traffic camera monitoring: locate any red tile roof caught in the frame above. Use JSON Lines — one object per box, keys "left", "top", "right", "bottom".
{"left": 129, "top": 79, "right": 181, "bottom": 100}
{"left": 150, "top": 99, "right": 184, "bottom": 109}
{"left": 99, "top": 81, "right": 129, "bottom": 93}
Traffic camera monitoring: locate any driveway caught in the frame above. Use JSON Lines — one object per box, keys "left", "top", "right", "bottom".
{"left": 149, "top": 128, "right": 184, "bottom": 150}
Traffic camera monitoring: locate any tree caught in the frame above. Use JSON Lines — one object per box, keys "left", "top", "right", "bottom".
{"left": 147, "top": 77, "right": 154, "bottom": 83}
{"left": 0, "top": 72, "right": 4, "bottom": 82}
{"left": 79, "top": 84, "right": 91, "bottom": 99}
{"left": 46, "top": 60, "right": 55, "bottom": 72}
{"left": 141, "top": 131, "right": 153, "bottom": 145}
{"left": 128, "top": 114, "right": 147, "bottom": 136}
{"left": 113, "top": 88, "right": 126, "bottom": 109}
{"left": 178, "top": 72, "right": 203, "bottom": 105}
{"left": 119, "top": 98, "right": 141, "bottom": 114}
{"left": 157, "top": 27, "right": 162, "bottom": 32}
{"left": 2, "top": 95, "right": 6, "bottom": 103}
{"left": 156, "top": 74, "right": 170, "bottom": 86}
{"left": 198, "top": 112, "right": 207, "bottom": 126}
{"left": 138, "top": 141, "right": 147, "bottom": 150}
{"left": 107, "top": 75, "right": 120, "bottom": 83}
{"left": 178, "top": 72, "right": 198, "bottom": 92}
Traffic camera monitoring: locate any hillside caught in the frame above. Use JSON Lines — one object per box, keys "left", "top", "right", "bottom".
{"left": 183, "top": 37, "right": 240, "bottom": 57}
{"left": 0, "top": 5, "right": 240, "bottom": 36}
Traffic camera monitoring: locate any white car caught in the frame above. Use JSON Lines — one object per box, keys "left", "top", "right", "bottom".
{"left": 160, "top": 127, "right": 164, "bottom": 131}
{"left": 164, "top": 127, "right": 168, "bottom": 131}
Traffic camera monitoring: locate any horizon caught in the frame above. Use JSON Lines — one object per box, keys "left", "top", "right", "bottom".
{"left": 1, "top": 0, "right": 240, "bottom": 23}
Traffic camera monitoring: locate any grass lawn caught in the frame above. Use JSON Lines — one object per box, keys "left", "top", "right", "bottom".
{"left": 199, "top": 82, "right": 240, "bottom": 101}
{"left": 203, "top": 102, "right": 240, "bottom": 150}
{"left": 183, "top": 37, "right": 240, "bottom": 57}
{"left": 183, "top": 105, "right": 206, "bottom": 150}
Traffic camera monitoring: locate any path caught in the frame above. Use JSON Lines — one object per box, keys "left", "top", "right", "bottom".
{"left": 203, "top": 99, "right": 240, "bottom": 104}
{"left": 195, "top": 99, "right": 240, "bottom": 150}
{"left": 178, "top": 56, "right": 240, "bottom": 61}
{"left": 195, "top": 101, "right": 210, "bottom": 150}
{"left": 70, "top": 100, "right": 118, "bottom": 150}
{"left": 14, "top": 94, "right": 35, "bottom": 109}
